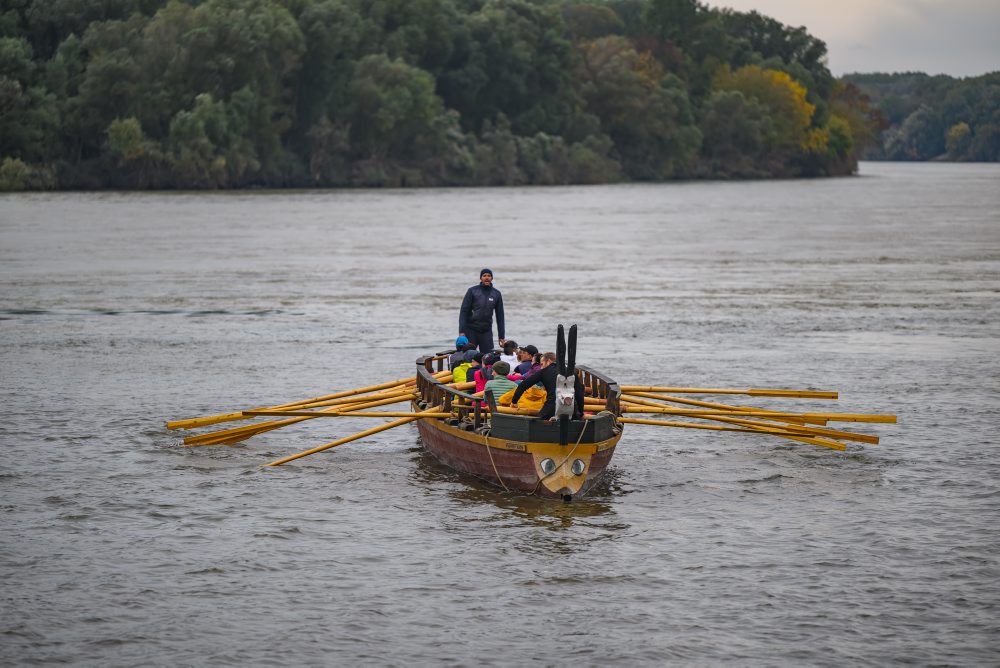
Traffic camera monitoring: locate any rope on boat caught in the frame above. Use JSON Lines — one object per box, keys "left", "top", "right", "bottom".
{"left": 482, "top": 432, "right": 511, "bottom": 492}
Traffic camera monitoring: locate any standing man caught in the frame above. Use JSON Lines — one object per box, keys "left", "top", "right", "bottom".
{"left": 459, "top": 268, "right": 505, "bottom": 353}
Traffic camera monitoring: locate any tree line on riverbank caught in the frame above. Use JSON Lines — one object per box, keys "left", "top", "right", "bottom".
{"left": 0, "top": 0, "right": 882, "bottom": 190}
{"left": 842, "top": 71, "right": 1000, "bottom": 162}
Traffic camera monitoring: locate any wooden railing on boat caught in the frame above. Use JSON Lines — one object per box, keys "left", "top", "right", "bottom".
{"left": 414, "top": 351, "right": 621, "bottom": 431}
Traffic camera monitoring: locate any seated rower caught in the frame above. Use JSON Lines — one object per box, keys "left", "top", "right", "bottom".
{"left": 514, "top": 344, "right": 537, "bottom": 376}
{"left": 499, "top": 341, "right": 519, "bottom": 368}
{"left": 484, "top": 361, "right": 517, "bottom": 398}
{"left": 452, "top": 349, "right": 478, "bottom": 384}
{"left": 465, "top": 351, "right": 483, "bottom": 384}
{"left": 510, "top": 351, "right": 584, "bottom": 420}
{"left": 449, "top": 336, "right": 475, "bottom": 370}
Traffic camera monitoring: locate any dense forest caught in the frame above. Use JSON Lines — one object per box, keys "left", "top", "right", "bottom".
{"left": 843, "top": 71, "right": 1000, "bottom": 162}
{"left": 0, "top": 0, "right": 883, "bottom": 190}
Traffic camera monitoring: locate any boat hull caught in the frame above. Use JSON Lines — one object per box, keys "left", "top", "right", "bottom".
{"left": 415, "top": 407, "right": 621, "bottom": 500}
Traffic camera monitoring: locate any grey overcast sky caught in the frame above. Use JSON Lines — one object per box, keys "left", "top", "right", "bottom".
{"left": 707, "top": 0, "right": 1000, "bottom": 77}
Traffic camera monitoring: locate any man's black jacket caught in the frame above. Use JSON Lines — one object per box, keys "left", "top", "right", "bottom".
{"left": 459, "top": 284, "right": 504, "bottom": 337}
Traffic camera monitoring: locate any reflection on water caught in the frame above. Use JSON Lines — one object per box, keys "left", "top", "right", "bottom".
{"left": 408, "top": 446, "right": 626, "bottom": 529}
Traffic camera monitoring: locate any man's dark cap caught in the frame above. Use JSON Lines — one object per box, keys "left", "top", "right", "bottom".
{"left": 480, "top": 268, "right": 493, "bottom": 278}
{"left": 521, "top": 344, "right": 538, "bottom": 356}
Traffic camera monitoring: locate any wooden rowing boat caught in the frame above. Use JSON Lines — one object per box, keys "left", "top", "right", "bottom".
{"left": 412, "top": 351, "right": 624, "bottom": 500}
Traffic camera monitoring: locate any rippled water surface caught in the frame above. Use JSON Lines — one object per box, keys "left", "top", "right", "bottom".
{"left": 2, "top": 162, "right": 999, "bottom": 665}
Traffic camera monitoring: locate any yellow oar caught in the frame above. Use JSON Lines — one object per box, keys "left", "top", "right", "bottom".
{"left": 620, "top": 403, "right": 892, "bottom": 427}
{"left": 262, "top": 405, "right": 443, "bottom": 467}
{"left": 184, "top": 393, "right": 417, "bottom": 446}
{"left": 244, "top": 410, "right": 453, "bottom": 418}
{"left": 621, "top": 394, "right": 879, "bottom": 443}
{"left": 716, "top": 415, "right": 879, "bottom": 444}
{"left": 622, "top": 417, "right": 847, "bottom": 450}
{"left": 167, "top": 371, "right": 451, "bottom": 430}
{"left": 621, "top": 386, "right": 838, "bottom": 399}
{"left": 622, "top": 405, "right": 824, "bottom": 419}
{"left": 622, "top": 392, "right": 823, "bottom": 425}
{"left": 284, "top": 388, "right": 422, "bottom": 412}
{"left": 617, "top": 417, "right": 795, "bottom": 434}
{"left": 282, "top": 371, "right": 455, "bottom": 412}
{"left": 195, "top": 377, "right": 476, "bottom": 445}
{"left": 185, "top": 375, "right": 470, "bottom": 447}
{"left": 167, "top": 377, "right": 414, "bottom": 430}
{"left": 618, "top": 416, "right": 846, "bottom": 451}
{"left": 185, "top": 394, "right": 417, "bottom": 446}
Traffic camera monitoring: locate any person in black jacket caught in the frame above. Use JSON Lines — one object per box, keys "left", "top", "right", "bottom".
{"left": 511, "top": 352, "right": 584, "bottom": 420}
{"left": 449, "top": 335, "right": 475, "bottom": 370}
{"left": 459, "top": 268, "right": 506, "bottom": 353}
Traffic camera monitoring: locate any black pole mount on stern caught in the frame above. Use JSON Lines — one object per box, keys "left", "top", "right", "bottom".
{"left": 554, "top": 324, "right": 578, "bottom": 446}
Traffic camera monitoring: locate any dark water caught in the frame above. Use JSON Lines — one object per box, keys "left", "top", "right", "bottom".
{"left": 2, "top": 162, "right": 999, "bottom": 665}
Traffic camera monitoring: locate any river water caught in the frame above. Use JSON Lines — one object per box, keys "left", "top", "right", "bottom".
{"left": 2, "top": 162, "right": 998, "bottom": 665}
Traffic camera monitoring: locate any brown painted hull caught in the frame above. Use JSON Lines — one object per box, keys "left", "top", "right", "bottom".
{"left": 415, "top": 409, "right": 621, "bottom": 500}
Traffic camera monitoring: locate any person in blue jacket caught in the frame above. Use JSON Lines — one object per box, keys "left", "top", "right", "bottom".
{"left": 459, "top": 268, "right": 506, "bottom": 353}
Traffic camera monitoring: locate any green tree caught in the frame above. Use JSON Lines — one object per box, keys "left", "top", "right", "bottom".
{"left": 560, "top": 3, "right": 624, "bottom": 41}
{"left": 829, "top": 80, "right": 884, "bottom": 163}
{"left": 0, "top": 155, "right": 31, "bottom": 190}
{"left": 720, "top": 10, "right": 831, "bottom": 97}
{"left": 353, "top": 0, "right": 462, "bottom": 74}
{"left": 350, "top": 55, "right": 454, "bottom": 163}
{"left": 438, "top": 0, "right": 579, "bottom": 136}
{"left": 643, "top": 0, "right": 706, "bottom": 50}
{"left": 945, "top": 122, "right": 971, "bottom": 159}
{"left": 698, "top": 89, "right": 772, "bottom": 177}
{"left": 566, "top": 133, "right": 622, "bottom": 183}
{"left": 293, "top": 0, "right": 363, "bottom": 147}
{"left": 713, "top": 64, "right": 816, "bottom": 167}
{"left": 576, "top": 36, "right": 700, "bottom": 178}
{"left": 0, "top": 36, "right": 36, "bottom": 156}
{"left": 885, "top": 105, "right": 944, "bottom": 160}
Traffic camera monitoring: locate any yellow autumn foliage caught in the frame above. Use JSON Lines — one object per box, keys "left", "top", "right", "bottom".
{"left": 712, "top": 65, "right": 816, "bottom": 150}
{"left": 803, "top": 127, "right": 828, "bottom": 154}
{"left": 635, "top": 50, "right": 664, "bottom": 89}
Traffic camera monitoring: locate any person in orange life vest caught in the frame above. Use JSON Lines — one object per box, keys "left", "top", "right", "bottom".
{"left": 511, "top": 352, "right": 584, "bottom": 421}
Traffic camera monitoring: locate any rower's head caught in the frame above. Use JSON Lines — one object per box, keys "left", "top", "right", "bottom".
{"left": 480, "top": 268, "right": 493, "bottom": 286}
{"left": 540, "top": 352, "right": 557, "bottom": 367}
{"left": 518, "top": 344, "right": 538, "bottom": 361}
